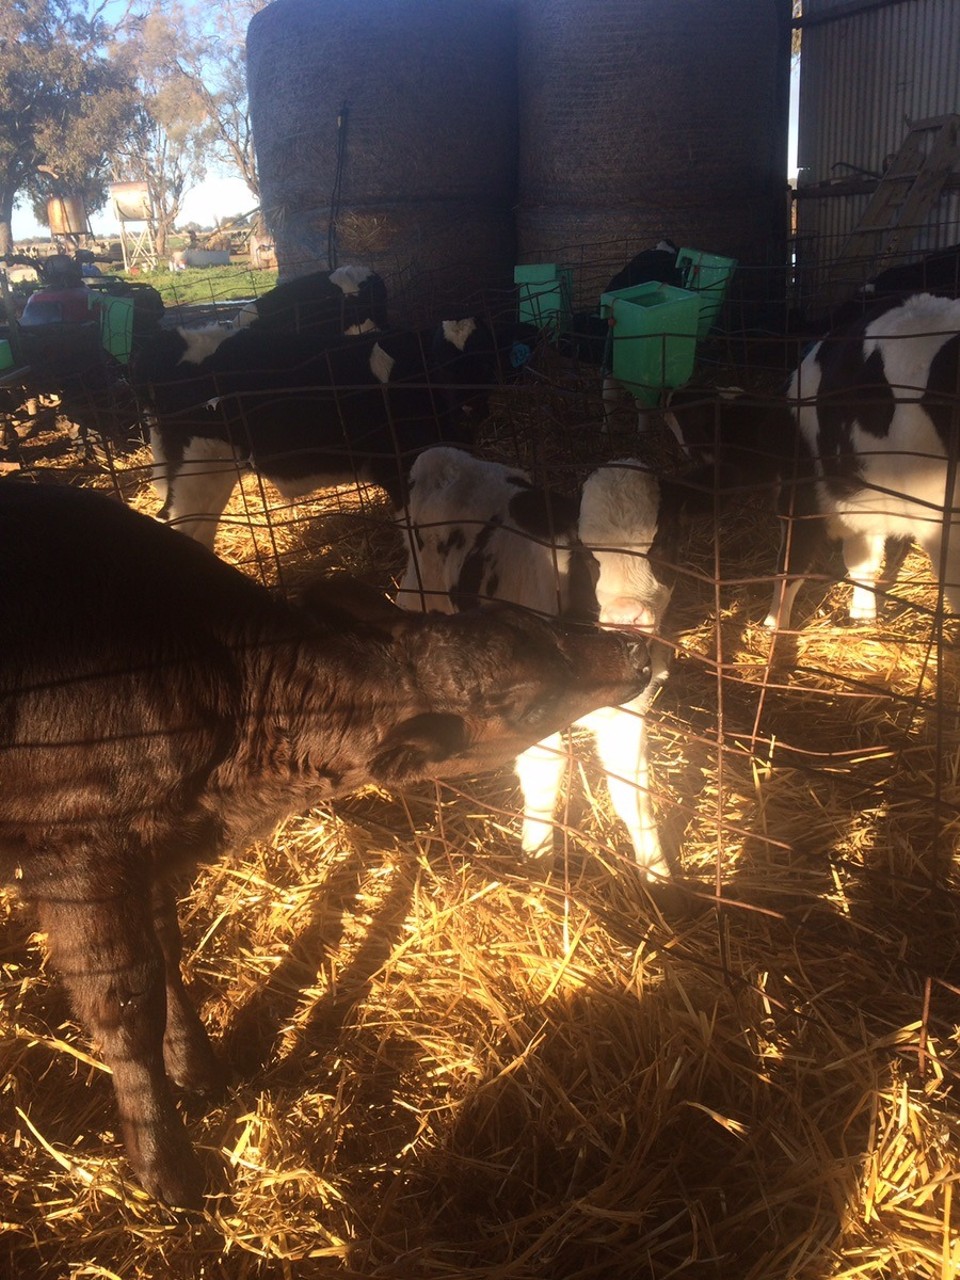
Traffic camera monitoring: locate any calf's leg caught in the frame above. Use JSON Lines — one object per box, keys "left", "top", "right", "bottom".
{"left": 842, "top": 531, "right": 887, "bottom": 621}
{"left": 880, "top": 534, "right": 913, "bottom": 596}
{"left": 35, "top": 869, "right": 205, "bottom": 1207}
{"left": 588, "top": 701, "right": 669, "bottom": 880}
{"left": 151, "top": 881, "right": 224, "bottom": 1097}
{"left": 516, "top": 732, "right": 567, "bottom": 865}
{"left": 764, "top": 478, "right": 826, "bottom": 629}
{"left": 601, "top": 374, "right": 639, "bottom": 435}
{"left": 151, "top": 429, "right": 239, "bottom": 550}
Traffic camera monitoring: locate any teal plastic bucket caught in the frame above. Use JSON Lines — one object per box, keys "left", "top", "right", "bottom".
{"left": 600, "top": 281, "right": 701, "bottom": 406}
{"left": 95, "top": 292, "right": 136, "bottom": 364}
{"left": 676, "top": 247, "right": 737, "bottom": 338}
{"left": 515, "top": 263, "right": 573, "bottom": 336}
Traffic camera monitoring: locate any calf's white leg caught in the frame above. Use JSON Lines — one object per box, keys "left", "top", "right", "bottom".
{"left": 586, "top": 700, "right": 668, "bottom": 880}
{"left": 842, "top": 531, "right": 887, "bottom": 621}
{"left": 516, "top": 732, "right": 567, "bottom": 862}
{"left": 152, "top": 431, "right": 241, "bottom": 551}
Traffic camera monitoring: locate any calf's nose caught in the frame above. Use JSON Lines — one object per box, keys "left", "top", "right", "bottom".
{"left": 600, "top": 597, "right": 658, "bottom": 631}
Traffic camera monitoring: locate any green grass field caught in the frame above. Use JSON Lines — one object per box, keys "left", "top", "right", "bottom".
{"left": 117, "top": 263, "right": 279, "bottom": 308}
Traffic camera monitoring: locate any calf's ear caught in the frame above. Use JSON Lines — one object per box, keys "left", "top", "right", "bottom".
{"left": 368, "top": 712, "right": 468, "bottom": 782}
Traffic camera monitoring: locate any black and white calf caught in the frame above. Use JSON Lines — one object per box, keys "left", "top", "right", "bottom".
{"left": 823, "top": 243, "right": 960, "bottom": 331}
{"left": 765, "top": 292, "right": 960, "bottom": 628}
{"left": 237, "top": 264, "right": 388, "bottom": 337}
{"left": 604, "top": 240, "right": 683, "bottom": 295}
{"left": 397, "top": 446, "right": 687, "bottom": 878}
{"left": 133, "top": 317, "right": 532, "bottom": 550}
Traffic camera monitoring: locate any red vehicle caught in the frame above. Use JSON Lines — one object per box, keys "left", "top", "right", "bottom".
{"left": 15, "top": 254, "right": 109, "bottom": 382}
{"left": 10, "top": 251, "right": 164, "bottom": 377}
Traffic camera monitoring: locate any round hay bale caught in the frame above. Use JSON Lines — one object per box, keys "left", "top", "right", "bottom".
{"left": 515, "top": 0, "right": 792, "bottom": 307}
{"left": 246, "top": 0, "right": 519, "bottom": 325}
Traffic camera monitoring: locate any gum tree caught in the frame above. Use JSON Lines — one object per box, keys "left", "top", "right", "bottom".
{"left": 167, "top": 0, "right": 269, "bottom": 205}
{"left": 0, "top": 0, "right": 136, "bottom": 252}
{"left": 110, "top": 6, "right": 215, "bottom": 258}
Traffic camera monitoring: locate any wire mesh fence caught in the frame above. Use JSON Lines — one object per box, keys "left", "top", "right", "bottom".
{"left": 2, "top": 241, "right": 960, "bottom": 1279}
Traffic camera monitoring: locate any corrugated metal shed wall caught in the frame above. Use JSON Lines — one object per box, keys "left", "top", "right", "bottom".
{"left": 797, "top": 0, "right": 960, "bottom": 299}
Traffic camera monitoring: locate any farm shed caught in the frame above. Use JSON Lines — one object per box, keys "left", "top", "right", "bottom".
{"left": 4, "top": 2, "right": 960, "bottom": 1278}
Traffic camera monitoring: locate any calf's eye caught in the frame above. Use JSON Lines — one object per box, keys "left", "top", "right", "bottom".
{"left": 517, "top": 697, "right": 556, "bottom": 730}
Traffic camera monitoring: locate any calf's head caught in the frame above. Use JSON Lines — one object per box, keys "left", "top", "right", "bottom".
{"left": 351, "top": 604, "right": 653, "bottom": 784}
{"left": 577, "top": 461, "right": 677, "bottom": 634}
{"left": 432, "top": 317, "right": 540, "bottom": 421}
{"left": 297, "top": 577, "right": 653, "bottom": 783}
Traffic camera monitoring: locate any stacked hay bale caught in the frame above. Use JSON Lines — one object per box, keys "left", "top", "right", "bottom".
{"left": 246, "top": 0, "right": 519, "bottom": 324}
{"left": 515, "top": 0, "right": 792, "bottom": 306}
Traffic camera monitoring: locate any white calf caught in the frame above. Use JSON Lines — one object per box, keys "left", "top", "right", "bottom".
{"left": 397, "top": 447, "right": 681, "bottom": 878}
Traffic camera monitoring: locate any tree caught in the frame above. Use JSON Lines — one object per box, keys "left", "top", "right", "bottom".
{"left": 109, "top": 6, "right": 215, "bottom": 258}
{"left": 0, "top": 0, "right": 137, "bottom": 253}
{"left": 166, "top": 0, "right": 269, "bottom": 207}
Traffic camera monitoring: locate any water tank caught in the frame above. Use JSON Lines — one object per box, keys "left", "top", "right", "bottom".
{"left": 516, "top": 0, "right": 793, "bottom": 306}
{"left": 109, "top": 182, "right": 153, "bottom": 223}
{"left": 246, "top": 0, "right": 518, "bottom": 324}
{"left": 46, "top": 195, "right": 88, "bottom": 238}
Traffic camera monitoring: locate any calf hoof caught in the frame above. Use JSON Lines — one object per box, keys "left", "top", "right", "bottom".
{"left": 164, "top": 1025, "right": 228, "bottom": 1100}
{"left": 166, "top": 1046, "right": 228, "bottom": 1102}
{"left": 520, "top": 844, "right": 557, "bottom": 876}
{"left": 143, "top": 1164, "right": 206, "bottom": 1212}
{"left": 635, "top": 850, "right": 672, "bottom": 883}
{"left": 123, "top": 1099, "right": 209, "bottom": 1209}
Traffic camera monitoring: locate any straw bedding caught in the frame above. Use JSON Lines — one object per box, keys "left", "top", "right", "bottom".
{"left": 2, "top": 365, "right": 960, "bottom": 1280}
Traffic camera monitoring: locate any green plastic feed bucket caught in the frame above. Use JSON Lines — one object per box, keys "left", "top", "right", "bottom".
{"left": 96, "top": 293, "right": 135, "bottom": 364}
{"left": 0, "top": 339, "right": 14, "bottom": 373}
{"left": 676, "top": 247, "right": 737, "bottom": 339}
{"left": 515, "top": 263, "right": 573, "bottom": 336}
{"left": 600, "top": 281, "right": 701, "bottom": 406}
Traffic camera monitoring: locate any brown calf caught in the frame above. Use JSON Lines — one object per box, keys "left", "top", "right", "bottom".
{"left": 0, "top": 481, "right": 650, "bottom": 1206}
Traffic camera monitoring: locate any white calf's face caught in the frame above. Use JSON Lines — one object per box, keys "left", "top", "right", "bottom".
{"left": 578, "top": 462, "right": 673, "bottom": 634}
{"left": 440, "top": 317, "right": 478, "bottom": 351}
{"left": 329, "top": 263, "right": 372, "bottom": 294}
